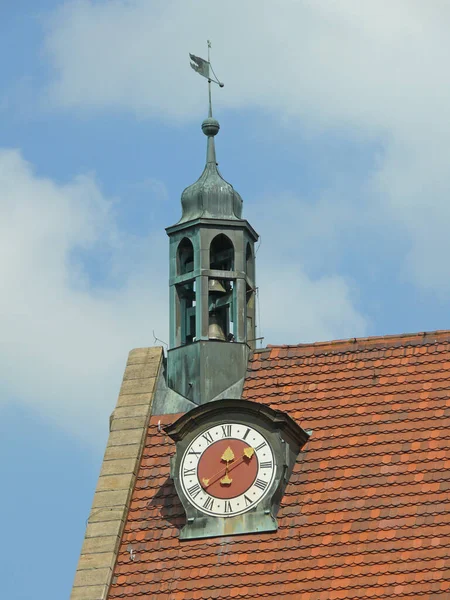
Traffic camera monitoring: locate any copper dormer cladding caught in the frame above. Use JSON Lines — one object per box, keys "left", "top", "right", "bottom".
{"left": 165, "top": 398, "right": 310, "bottom": 540}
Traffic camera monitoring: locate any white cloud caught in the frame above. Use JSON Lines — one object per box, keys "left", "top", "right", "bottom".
{"left": 43, "top": 0, "right": 450, "bottom": 137}
{"left": 372, "top": 139, "right": 450, "bottom": 292}
{"left": 42, "top": 0, "right": 450, "bottom": 291}
{"left": 0, "top": 149, "right": 167, "bottom": 446}
{"left": 0, "top": 150, "right": 366, "bottom": 442}
{"left": 259, "top": 266, "right": 366, "bottom": 346}
{"left": 252, "top": 192, "right": 367, "bottom": 344}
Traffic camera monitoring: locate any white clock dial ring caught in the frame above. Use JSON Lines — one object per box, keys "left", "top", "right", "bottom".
{"left": 179, "top": 423, "right": 276, "bottom": 518}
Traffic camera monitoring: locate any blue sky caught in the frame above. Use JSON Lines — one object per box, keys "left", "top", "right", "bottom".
{"left": 2, "top": 1, "right": 450, "bottom": 598}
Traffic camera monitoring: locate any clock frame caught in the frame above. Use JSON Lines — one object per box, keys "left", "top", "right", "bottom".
{"left": 165, "top": 398, "right": 310, "bottom": 540}
{"left": 179, "top": 422, "right": 276, "bottom": 518}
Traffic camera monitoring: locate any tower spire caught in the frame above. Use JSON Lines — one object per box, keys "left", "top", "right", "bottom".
{"left": 165, "top": 46, "right": 258, "bottom": 406}
{"left": 184, "top": 42, "right": 240, "bottom": 220}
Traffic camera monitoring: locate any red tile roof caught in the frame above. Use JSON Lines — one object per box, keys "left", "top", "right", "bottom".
{"left": 108, "top": 330, "right": 450, "bottom": 599}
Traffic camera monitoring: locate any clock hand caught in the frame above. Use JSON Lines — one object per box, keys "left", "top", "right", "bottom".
{"left": 220, "top": 470, "right": 232, "bottom": 485}
{"left": 202, "top": 446, "right": 235, "bottom": 486}
{"left": 221, "top": 446, "right": 235, "bottom": 462}
{"left": 222, "top": 446, "right": 254, "bottom": 476}
{"left": 215, "top": 446, "right": 254, "bottom": 484}
{"left": 243, "top": 446, "right": 255, "bottom": 459}
{"left": 202, "top": 463, "right": 236, "bottom": 488}
{"left": 202, "top": 452, "right": 235, "bottom": 488}
{"left": 201, "top": 445, "right": 255, "bottom": 489}
{"left": 219, "top": 446, "right": 235, "bottom": 485}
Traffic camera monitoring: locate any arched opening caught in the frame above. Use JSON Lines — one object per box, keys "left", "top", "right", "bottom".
{"left": 176, "top": 238, "right": 195, "bottom": 345}
{"left": 208, "top": 234, "right": 234, "bottom": 342}
{"left": 177, "top": 237, "right": 194, "bottom": 275}
{"left": 209, "top": 234, "right": 234, "bottom": 271}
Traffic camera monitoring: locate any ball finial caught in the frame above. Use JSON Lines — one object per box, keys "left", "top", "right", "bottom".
{"left": 202, "top": 117, "right": 220, "bottom": 137}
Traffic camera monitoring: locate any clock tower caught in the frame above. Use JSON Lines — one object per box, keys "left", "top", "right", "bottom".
{"left": 160, "top": 61, "right": 310, "bottom": 538}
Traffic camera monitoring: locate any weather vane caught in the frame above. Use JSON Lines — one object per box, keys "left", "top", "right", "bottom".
{"left": 190, "top": 40, "right": 224, "bottom": 118}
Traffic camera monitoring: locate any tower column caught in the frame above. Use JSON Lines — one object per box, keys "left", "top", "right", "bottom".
{"left": 235, "top": 277, "right": 246, "bottom": 343}
{"left": 196, "top": 274, "right": 210, "bottom": 340}
{"left": 169, "top": 284, "right": 178, "bottom": 348}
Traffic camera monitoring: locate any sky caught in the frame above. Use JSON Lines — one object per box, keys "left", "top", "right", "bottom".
{"left": 2, "top": 1, "right": 450, "bottom": 598}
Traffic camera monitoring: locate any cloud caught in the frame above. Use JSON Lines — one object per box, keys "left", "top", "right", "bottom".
{"left": 252, "top": 192, "right": 367, "bottom": 344}
{"left": 42, "top": 0, "right": 450, "bottom": 292}
{"left": 43, "top": 0, "right": 450, "bottom": 135}
{"left": 259, "top": 266, "right": 366, "bottom": 346}
{"left": 371, "top": 139, "right": 450, "bottom": 292}
{"left": 0, "top": 149, "right": 167, "bottom": 445}
{"left": 0, "top": 149, "right": 366, "bottom": 442}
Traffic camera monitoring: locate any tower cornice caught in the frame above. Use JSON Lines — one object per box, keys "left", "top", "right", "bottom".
{"left": 166, "top": 217, "right": 259, "bottom": 241}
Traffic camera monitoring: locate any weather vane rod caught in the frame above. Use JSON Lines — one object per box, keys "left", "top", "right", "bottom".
{"left": 189, "top": 40, "right": 224, "bottom": 118}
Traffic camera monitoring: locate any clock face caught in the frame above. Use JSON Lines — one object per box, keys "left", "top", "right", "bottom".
{"left": 180, "top": 423, "right": 276, "bottom": 517}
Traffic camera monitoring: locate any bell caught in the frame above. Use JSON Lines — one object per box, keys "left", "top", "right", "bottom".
{"left": 208, "top": 279, "right": 227, "bottom": 294}
{"left": 208, "top": 312, "right": 226, "bottom": 341}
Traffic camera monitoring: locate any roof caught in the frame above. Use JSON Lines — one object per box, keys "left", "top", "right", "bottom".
{"left": 107, "top": 330, "right": 450, "bottom": 599}
{"left": 177, "top": 118, "right": 243, "bottom": 224}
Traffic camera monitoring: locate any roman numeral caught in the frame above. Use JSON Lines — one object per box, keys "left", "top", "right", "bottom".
{"left": 188, "top": 449, "right": 201, "bottom": 457}
{"left": 187, "top": 483, "right": 201, "bottom": 499}
{"left": 254, "top": 478, "right": 268, "bottom": 491}
{"left": 224, "top": 500, "right": 233, "bottom": 513}
{"left": 255, "top": 441, "right": 267, "bottom": 452}
{"left": 202, "top": 431, "right": 214, "bottom": 445}
{"left": 203, "top": 496, "right": 214, "bottom": 511}
{"left": 244, "top": 494, "right": 252, "bottom": 506}
{"left": 243, "top": 428, "right": 251, "bottom": 441}
{"left": 259, "top": 461, "right": 272, "bottom": 469}
{"left": 221, "top": 424, "right": 232, "bottom": 438}
{"left": 183, "top": 468, "right": 195, "bottom": 477}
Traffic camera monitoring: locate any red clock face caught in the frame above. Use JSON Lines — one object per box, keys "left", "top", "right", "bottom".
{"left": 197, "top": 438, "right": 258, "bottom": 499}
{"left": 180, "top": 423, "right": 276, "bottom": 517}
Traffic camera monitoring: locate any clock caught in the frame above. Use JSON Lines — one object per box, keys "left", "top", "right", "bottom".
{"left": 166, "top": 398, "right": 310, "bottom": 540}
{"left": 180, "top": 423, "right": 276, "bottom": 517}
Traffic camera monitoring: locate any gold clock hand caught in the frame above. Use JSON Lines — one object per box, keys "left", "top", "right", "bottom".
{"left": 243, "top": 446, "right": 255, "bottom": 459}
{"left": 202, "top": 454, "right": 240, "bottom": 489}
{"left": 220, "top": 472, "right": 232, "bottom": 485}
{"left": 201, "top": 445, "right": 236, "bottom": 488}
{"left": 221, "top": 446, "right": 235, "bottom": 462}
{"left": 202, "top": 445, "right": 256, "bottom": 489}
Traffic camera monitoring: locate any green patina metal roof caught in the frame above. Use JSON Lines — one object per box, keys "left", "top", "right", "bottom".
{"left": 178, "top": 117, "right": 243, "bottom": 223}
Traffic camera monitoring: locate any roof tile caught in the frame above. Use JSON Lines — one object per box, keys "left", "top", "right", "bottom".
{"left": 107, "top": 331, "right": 450, "bottom": 598}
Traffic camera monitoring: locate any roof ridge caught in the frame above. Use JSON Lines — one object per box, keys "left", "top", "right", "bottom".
{"left": 257, "top": 328, "right": 450, "bottom": 353}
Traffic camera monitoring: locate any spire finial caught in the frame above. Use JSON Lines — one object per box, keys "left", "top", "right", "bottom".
{"left": 207, "top": 40, "right": 212, "bottom": 118}
{"left": 189, "top": 41, "right": 224, "bottom": 119}
{"left": 189, "top": 42, "right": 224, "bottom": 164}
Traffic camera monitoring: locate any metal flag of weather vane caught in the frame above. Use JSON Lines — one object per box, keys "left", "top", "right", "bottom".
{"left": 190, "top": 40, "right": 224, "bottom": 118}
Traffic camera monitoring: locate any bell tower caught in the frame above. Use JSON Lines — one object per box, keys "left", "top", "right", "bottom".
{"left": 166, "top": 108, "right": 258, "bottom": 405}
